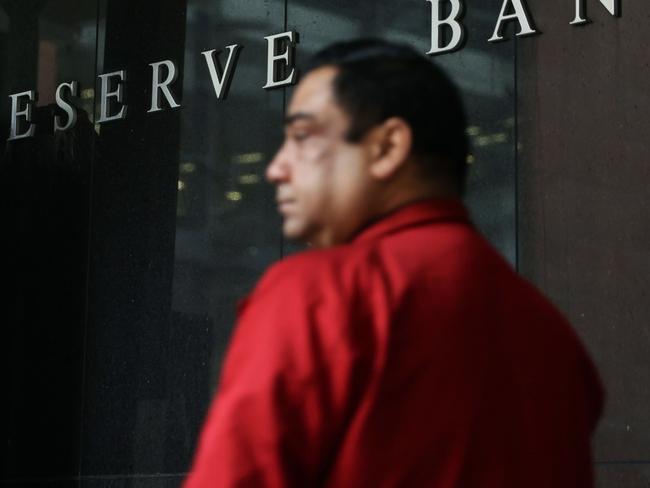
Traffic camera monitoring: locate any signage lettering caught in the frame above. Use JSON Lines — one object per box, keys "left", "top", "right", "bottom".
{"left": 263, "top": 31, "right": 298, "bottom": 89}
{"left": 148, "top": 60, "right": 180, "bottom": 113}
{"left": 426, "top": 0, "right": 466, "bottom": 55}
{"left": 202, "top": 45, "right": 242, "bottom": 100}
{"left": 8, "top": 90, "right": 37, "bottom": 140}
{"left": 488, "top": 0, "right": 538, "bottom": 43}
{"left": 4, "top": 5, "right": 621, "bottom": 141}
{"left": 98, "top": 70, "right": 127, "bottom": 123}
{"left": 571, "top": 0, "right": 621, "bottom": 25}
{"left": 54, "top": 81, "right": 78, "bottom": 132}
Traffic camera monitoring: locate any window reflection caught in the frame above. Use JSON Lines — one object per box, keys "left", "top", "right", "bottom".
{"left": 0, "top": 0, "right": 97, "bottom": 478}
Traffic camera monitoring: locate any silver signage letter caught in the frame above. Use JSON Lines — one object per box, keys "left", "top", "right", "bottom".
{"left": 263, "top": 31, "right": 298, "bottom": 89}
{"left": 426, "top": 0, "right": 466, "bottom": 55}
{"left": 202, "top": 45, "right": 242, "bottom": 100}
{"left": 54, "top": 81, "right": 79, "bottom": 132}
{"left": 98, "top": 70, "right": 127, "bottom": 123}
{"left": 8, "top": 90, "right": 37, "bottom": 141}
{"left": 571, "top": 0, "right": 620, "bottom": 25}
{"left": 148, "top": 60, "right": 180, "bottom": 113}
{"left": 488, "top": 0, "right": 538, "bottom": 43}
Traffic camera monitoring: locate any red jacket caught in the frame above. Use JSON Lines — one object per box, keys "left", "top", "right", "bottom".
{"left": 184, "top": 199, "right": 604, "bottom": 487}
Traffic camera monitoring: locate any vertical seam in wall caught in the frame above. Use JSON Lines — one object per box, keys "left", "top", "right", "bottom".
{"left": 280, "top": 0, "right": 288, "bottom": 258}
{"left": 77, "top": 0, "right": 102, "bottom": 480}
{"left": 514, "top": 35, "right": 520, "bottom": 272}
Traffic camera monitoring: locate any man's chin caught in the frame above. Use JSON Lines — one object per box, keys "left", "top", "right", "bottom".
{"left": 282, "top": 222, "right": 308, "bottom": 243}
{"left": 283, "top": 222, "right": 324, "bottom": 247}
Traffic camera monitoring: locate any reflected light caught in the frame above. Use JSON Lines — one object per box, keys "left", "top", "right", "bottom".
{"left": 467, "top": 154, "right": 476, "bottom": 165}
{"left": 474, "top": 132, "right": 508, "bottom": 146}
{"left": 226, "top": 191, "right": 242, "bottom": 201}
{"left": 180, "top": 162, "right": 196, "bottom": 173}
{"left": 466, "top": 126, "right": 481, "bottom": 136}
{"left": 178, "top": 180, "right": 186, "bottom": 191}
{"left": 81, "top": 88, "right": 94, "bottom": 99}
{"left": 234, "top": 152, "right": 264, "bottom": 164}
{"left": 238, "top": 174, "right": 260, "bottom": 184}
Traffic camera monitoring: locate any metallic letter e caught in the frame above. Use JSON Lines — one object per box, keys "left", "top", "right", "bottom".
{"left": 8, "top": 91, "right": 37, "bottom": 141}
{"left": 263, "top": 31, "right": 298, "bottom": 90}
{"left": 98, "top": 70, "right": 127, "bottom": 124}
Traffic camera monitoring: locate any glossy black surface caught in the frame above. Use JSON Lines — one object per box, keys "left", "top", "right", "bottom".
{"left": 1, "top": 0, "right": 97, "bottom": 480}
{"left": 80, "top": 476, "right": 184, "bottom": 488}
{"left": 79, "top": 0, "right": 285, "bottom": 476}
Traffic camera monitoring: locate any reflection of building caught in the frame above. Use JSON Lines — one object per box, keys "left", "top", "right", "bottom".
{"left": 1, "top": 1, "right": 648, "bottom": 486}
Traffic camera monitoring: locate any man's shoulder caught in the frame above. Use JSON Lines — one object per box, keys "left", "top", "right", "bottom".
{"left": 235, "top": 246, "right": 376, "bottom": 350}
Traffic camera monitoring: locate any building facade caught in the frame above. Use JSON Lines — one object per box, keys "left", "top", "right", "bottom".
{"left": 1, "top": 0, "right": 648, "bottom": 486}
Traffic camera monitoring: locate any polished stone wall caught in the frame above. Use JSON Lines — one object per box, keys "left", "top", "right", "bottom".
{"left": 517, "top": 1, "right": 650, "bottom": 486}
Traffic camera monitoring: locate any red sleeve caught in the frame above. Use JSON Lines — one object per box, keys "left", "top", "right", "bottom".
{"left": 183, "top": 258, "right": 373, "bottom": 487}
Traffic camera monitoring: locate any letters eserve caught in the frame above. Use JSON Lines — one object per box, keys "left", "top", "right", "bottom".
{"left": 7, "top": 0, "right": 620, "bottom": 141}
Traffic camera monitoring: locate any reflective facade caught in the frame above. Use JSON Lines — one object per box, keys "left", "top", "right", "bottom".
{"left": 1, "top": 0, "right": 647, "bottom": 486}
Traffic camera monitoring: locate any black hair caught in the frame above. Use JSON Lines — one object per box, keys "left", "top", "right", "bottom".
{"left": 305, "top": 39, "right": 469, "bottom": 194}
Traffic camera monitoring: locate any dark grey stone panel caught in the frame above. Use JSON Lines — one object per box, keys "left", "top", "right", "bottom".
{"left": 596, "top": 463, "right": 650, "bottom": 488}
{"left": 518, "top": 0, "right": 650, "bottom": 465}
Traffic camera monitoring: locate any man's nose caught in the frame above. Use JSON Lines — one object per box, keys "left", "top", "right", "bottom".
{"left": 266, "top": 143, "right": 290, "bottom": 183}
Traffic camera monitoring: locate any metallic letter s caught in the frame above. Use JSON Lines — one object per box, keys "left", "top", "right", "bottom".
{"left": 54, "top": 81, "right": 79, "bottom": 132}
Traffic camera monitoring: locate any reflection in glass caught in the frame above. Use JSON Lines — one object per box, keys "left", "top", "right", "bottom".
{"left": 0, "top": 0, "right": 97, "bottom": 479}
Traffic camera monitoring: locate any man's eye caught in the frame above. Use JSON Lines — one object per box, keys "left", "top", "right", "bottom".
{"left": 292, "top": 132, "right": 309, "bottom": 142}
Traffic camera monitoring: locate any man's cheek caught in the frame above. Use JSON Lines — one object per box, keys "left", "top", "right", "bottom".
{"left": 307, "top": 139, "right": 337, "bottom": 164}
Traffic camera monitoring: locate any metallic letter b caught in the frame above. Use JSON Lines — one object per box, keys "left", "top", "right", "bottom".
{"left": 427, "top": 0, "right": 466, "bottom": 55}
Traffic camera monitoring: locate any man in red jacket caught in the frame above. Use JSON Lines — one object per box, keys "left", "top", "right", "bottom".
{"left": 184, "top": 39, "right": 604, "bottom": 487}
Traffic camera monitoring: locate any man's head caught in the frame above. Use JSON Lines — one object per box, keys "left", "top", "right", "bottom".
{"left": 266, "top": 39, "right": 468, "bottom": 248}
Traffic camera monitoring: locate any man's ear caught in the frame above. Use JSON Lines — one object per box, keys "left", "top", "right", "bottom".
{"left": 366, "top": 117, "right": 413, "bottom": 180}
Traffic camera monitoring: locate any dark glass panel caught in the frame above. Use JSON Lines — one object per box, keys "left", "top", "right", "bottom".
{"left": 0, "top": 0, "right": 97, "bottom": 480}
{"left": 80, "top": 0, "right": 284, "bottom": 477}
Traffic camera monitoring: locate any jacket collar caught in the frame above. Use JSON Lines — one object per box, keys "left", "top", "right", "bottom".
{"left": 351, "top": 198, "right": 470, "bottom": 244}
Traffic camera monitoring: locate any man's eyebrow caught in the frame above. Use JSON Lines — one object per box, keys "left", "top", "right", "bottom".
{"left": 283, "top": 112, "right": 316, "bottom": 126}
